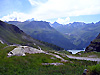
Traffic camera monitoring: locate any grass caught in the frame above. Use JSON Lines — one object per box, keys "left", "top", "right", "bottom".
{"left": 0, "top": 43, "right": 7, "bottom": 50}
{"left": 87, "top": 64, "right": 100, "bottom": 75}
{"left": 0, "top": 43, "right": 98, "bottom": 75}
{"left": 48, "top": 51, "right": 97, "bottom": 66}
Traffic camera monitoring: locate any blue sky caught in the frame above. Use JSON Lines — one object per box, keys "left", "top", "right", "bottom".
{"left": 0, "top": 0, "right": 100, "bottom": 24}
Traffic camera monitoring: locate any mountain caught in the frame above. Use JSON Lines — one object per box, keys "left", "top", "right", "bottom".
{"left": 52, "top": 21, "right": 100, "bottom": 49}
{"left": 51, "top": 21, "right": 62, "bottom": 28}
{"left": 0, "top": 21, "right": 98, "bottom": 75}
{"left": 85, "top": 33, "right": 100, "bottom": 52}
{"left": 0, "top": 20, "right": 44, "bottom": 46}
{"left": 7, "top": 21, "right": 76, "bottom": 50}
{"left": 0, "top": 20, "right": 64, "bottom": 50}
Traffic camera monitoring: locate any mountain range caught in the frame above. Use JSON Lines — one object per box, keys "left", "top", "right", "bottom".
{"left": 7, "top": 20, "right": 100, "bottom": 50}
{"left": 0, "top": 20, "right": 64, "bottom": 51}
{"left": 7, "top": 21, "right": 76, "bottom": 50}
{"left": 0, "top": 20, "right": 99, "bottom": 75}
{"left": 52, "top": 21, "right": 100, "bottom": 49}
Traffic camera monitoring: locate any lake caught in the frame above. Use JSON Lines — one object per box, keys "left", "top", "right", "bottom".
{"left": 67, "top": 50, "right": 85, "bottom": 54}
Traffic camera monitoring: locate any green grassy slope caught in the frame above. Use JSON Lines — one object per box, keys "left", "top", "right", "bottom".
{"left": 88, "top": 64, "right": 100, "bottom": 75}
{"left": 0, "top": 43, "right": 97, "bottom": 75}
{"left": 0, "top": 20, "right": 42, "bottom": 45}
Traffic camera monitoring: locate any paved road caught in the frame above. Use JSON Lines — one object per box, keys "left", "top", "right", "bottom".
{"left": 66, "top": 55, "right": 100, "bottom": 61}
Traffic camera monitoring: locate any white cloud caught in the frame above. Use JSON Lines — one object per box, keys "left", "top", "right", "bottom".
{"left": 0, "top": 12, "right": 31, "bottom": 22}
{"left": 56, "top": 17, "right": 70, "bottom": 24}
{"left": 28, "top": 0, "right": 44, "bottom": 6}
{"left": 1, "top": 0, "right": 100, "bottom": 24}
{"left": 32, "top": 0, "right": 100, "bottom": 21}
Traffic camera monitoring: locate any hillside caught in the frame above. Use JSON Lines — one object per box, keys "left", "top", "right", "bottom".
{"left": 52, "top": 21, "right": 100, "bottom": 49}
{"left": 0, "top": 20, "right": 43, "bottom": 46}
{"left": 85, "top": 33, "right": 100, "bottom": 52}
{"left": 0, "top": 21, "right": 99, "bottom": 74}
{"left": 0, "top": 20, "right": 64, "bottom": 51}
{"left": 8, "top": 21, "right": 76, "bottom": 50}
{"left": 0, "top": 42, "right": 97, "bottom": 75}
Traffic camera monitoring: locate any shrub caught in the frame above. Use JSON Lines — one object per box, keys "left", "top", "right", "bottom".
{"left": 88, "top": 64, "right": 100, "bottom": 75}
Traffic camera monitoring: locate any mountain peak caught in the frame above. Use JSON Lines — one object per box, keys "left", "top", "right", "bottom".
{"left": 52, "top": 21, "right": 63, "bottom": 28}
{"left": 96, "top": 21, "right": 100, "bottom": 24}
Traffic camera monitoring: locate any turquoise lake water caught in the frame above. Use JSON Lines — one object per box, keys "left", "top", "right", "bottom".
{"left": 67, "top": 50, "right": 85, "bottom": 54}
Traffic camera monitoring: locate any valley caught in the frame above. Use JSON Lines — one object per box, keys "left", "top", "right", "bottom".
{"left": 0, "top": 0, "right": 100, "bottom": 75}
{"left": 52, "top": 21, "right": 100, "bottom": 49}
{"left": 0, "top": 20, "right": 100, "bottom": 75}
{"left": 7, "top": 21, "right": 76, "bottom": 50}
{"left": 8, "top": 21, "right": 100, "bottom": 50}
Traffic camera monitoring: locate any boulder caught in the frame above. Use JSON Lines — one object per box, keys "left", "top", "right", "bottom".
{"left": 8, "top": 46, "right": 45, "bottom": 57}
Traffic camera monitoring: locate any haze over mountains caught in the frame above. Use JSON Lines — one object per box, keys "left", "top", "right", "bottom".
{"left": 0, "top": 20, "right": 64, "bottom": 51}
{"left": 52, "top": 21, "right": 100, "bottom": 49}
{"left": 7, "top": 20, "right": 100, "bottom": 50}
{"left": 7, "top": 21, "right": 75, "bottom": 50}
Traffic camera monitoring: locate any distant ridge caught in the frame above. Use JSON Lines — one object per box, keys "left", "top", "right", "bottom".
{"left": 8, "top": 21, "right": 76, "bottom": 50}
{"left": 52, "top": 21, "right": 100, "bottom": 49}
{"left": 0, "top": 20, "right": 64, "bottom": 50}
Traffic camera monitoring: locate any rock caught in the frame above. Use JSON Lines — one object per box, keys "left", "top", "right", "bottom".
{"left": 8, "top": 46, "right": 45, "bottom": 57}
{"left": 88, "top": 47, "right": 93, "bottom": 50}
{"left": 77, "top": 53, "right": 81, "bottom": 55}
{"left": 37, "top": 46, "right": 41, "bottom": 50}
{"left": 8, "top": 47, "right": 25, "bottom": 57}
{"left": 85, "top": 33, "right": 100, "bottom": 52}
{"left": 51, "top": 57, "right": 56, "bottom": 60}
{"left": 42, "top": 63, "right": 64, "bottom": 66}
{"left": 33, "top": 43, "right": 36, "bottom": 45}
{"left": 88, "top": 55, "right": 97, "bottom": 58}
{"left": 61, "top": 59, "right": 69, "bottom": 63}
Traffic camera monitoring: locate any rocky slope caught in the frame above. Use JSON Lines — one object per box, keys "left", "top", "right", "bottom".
{"left": 0, "top": 20, "right": 43, "bottom": 46}
{"left": 85, "top": 33, "right": 100, "bottom": 52}
{"left": 7, "top": 45, "right": 68, "bottom": 63}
